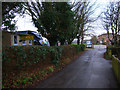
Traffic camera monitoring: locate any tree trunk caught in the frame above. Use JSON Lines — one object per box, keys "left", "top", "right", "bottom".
{"left": 81, "top": 38, "right": 83, "bottom": 44}
{"left": 47, "top": 37, "right": 57, "bottom": 46}
{"left": 114, "top": 35, "right": 117, "bottom": 46}
{"left": 107, "top": 30, "right": 113, "bottom": 45}
{"left": 77, "top": 35, "right": 80, "bottom": 45}
{"left": 81, "top": 32, "right": 84, "bottom": 44}
{"left": 119, "top": 37, "right": 120, "bottom": 46}
{"left": 60, "top": 40, "right": 65, "bottom": 45}
{"left": 68, "top": 40, "right": 73, "bottom": 45}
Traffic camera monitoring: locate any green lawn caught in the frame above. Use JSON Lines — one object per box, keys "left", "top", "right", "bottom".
{"left": 71, "top": 43, "right": 77, "bottom": 45}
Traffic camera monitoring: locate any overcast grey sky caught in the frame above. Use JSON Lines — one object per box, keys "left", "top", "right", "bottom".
{"left": 15, "top": 0, "right": 111, "bottom": 39}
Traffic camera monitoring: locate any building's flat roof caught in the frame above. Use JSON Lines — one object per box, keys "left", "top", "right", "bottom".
{"left": 2, "top": 30, "right": 33, "bottom": 36}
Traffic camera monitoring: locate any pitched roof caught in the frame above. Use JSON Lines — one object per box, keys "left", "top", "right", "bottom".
{"left": 98, "top": 33, "right": 112, "bottom": 37}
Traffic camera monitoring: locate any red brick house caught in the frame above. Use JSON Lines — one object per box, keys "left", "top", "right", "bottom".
{"left": 98, "top": 33, "right": 120, "bottom": 45}
{"left": 98, "top": 33, "right": 113, "bottom": 45}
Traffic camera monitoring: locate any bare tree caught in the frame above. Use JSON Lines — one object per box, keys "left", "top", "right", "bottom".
{"left": 72, "top": 1, "right": 97, "bottom": 45}
{"left": 102, "top": 2, "right": 120, "bottom": 46}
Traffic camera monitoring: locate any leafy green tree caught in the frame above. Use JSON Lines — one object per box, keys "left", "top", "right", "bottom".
{"left": 54, "top": 2, "right": 75, "bottom": 45}
{"left": 24, "top": 1, "right": 75, "bottom": 46}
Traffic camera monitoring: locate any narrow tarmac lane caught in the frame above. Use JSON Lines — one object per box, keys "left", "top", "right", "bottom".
{"left": 36, "top": 45, "right": 119, "bottom": 88}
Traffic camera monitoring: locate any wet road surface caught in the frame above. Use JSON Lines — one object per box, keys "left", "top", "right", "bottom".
{"left": 36, "top": 45, "right": 119, "bottom": 88}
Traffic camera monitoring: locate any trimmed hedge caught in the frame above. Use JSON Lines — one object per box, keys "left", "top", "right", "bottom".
{"left": 2, "top": 45, "right": 85, "bottom": 68}
{"left": 3, "top": 46, "right": 63, "bottom": 68}
{"left": 106, "top": 45, "right": 120, "bottom": 59}
{"left": 2, "top": 45, "right": 85, "bottom": 88}
{"left": 110, "top": 47, "right": 120, "bottom": 58}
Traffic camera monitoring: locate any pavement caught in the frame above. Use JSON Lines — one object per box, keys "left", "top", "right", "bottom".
{"left": 36, "top": 45, "right": 119, "bottom": 88}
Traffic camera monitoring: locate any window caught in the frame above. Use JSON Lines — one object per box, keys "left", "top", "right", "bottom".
{"left": 22, "top": 40, "right": 26, "bottom": 45}
{"left": 14, "top": 35, "right": 18, "bottom": 45}
{"left": 29, "top": 40, "right": 32, "bottom": 45}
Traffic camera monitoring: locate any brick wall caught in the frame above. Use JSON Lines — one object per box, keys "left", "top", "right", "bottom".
{"left": 98, "top": 34, "right": 113, "bottom": 45}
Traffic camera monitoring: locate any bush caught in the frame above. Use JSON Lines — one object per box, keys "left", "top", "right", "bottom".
{"left": 2, "top": 45, "right": 85, "bottom": 88}
{"left": 106, "top": 45, "right": 112, "bottom": 52}
{"left": 106, "top": 45, "right": 120, "bottom": 60}
{"left": 2, "top": 45, "right": 85, "bottom": 68}
{"left": 111, "top": 47, "right": 120, "bottom": 57}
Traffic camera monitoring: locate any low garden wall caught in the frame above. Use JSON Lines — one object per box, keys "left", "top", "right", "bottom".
{"left": 2, "top": 45, "right": 85, "bottom": 88}
{"left": 112, "top": 55, "right": 120, "bottom": 86}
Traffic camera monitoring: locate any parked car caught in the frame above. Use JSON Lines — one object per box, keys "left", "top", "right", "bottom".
{"left": 86, "top": 41, "right": 92, "bottom": 48}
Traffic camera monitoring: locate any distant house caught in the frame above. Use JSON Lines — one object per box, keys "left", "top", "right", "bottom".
{"left": 98, "top": 33, "right": 113, "bottom": 45}
{"left": 2, "top": 31, "right": 34, "bottom": 47}
{"left": 98, "top": 33, "right": 120, "bottom": 45}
